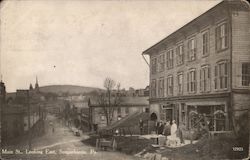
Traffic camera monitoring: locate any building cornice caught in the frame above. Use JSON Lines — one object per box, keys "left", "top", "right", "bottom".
{"left": 142, "top": 0, "right": 250, "bottom": 56}
{"left": 149, "top": 92, "right": 231, "bottom": 103}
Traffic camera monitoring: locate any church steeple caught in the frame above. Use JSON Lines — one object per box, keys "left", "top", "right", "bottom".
{"left": 35, "top": 76, "right": 39, "bottom": 92}
{"left": 29, "top": 83, "right": 33, "bottom": 90}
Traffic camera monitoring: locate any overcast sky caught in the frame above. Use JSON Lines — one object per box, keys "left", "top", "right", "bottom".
{"left": 0, "top": 0, "right": 221, "bottom": 92}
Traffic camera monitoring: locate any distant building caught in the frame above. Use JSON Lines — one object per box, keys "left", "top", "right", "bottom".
{"left": 88, "top": 96, "right": 149, "bottom": 130}
{"left": 127, "top": 87, "right": 136, "bottom": 97}
{"left": 135, "top": 86, "right": 150, "bottom": 97}
{"left": 142, "top": 0, "right": 250, "bottom": 132}
{"left": 1, "top": 78, "right": 46, "bottom": 143}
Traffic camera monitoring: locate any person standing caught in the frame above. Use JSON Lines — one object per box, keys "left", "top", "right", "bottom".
{"left": 179, "top": 122, "right": 185, "bottom": 144}
{"left": 171, "top": 120, "right": 177, "bottom": 138}
{"left": 158, "top": 121, "right": 164, "bottom": 135}
{"left": 163, "top": 120, "right": 171, "bottom": 136}
{"left": 139, "top": 119, "right": 144, "bottom": 135}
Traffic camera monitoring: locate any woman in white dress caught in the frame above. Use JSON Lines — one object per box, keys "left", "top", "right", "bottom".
{"left": 170, "top": 120, "right": 177, "bottom": 138}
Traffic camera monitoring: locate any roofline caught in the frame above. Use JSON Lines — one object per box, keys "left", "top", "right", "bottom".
{"left": 142, "top": 0, "right": 224, "bottom": 55}
{"left": 89, "top": 104, "right": 148, "bottom": 108}
{"left": 142, "top": 0, "right": 250, "bottom": 55}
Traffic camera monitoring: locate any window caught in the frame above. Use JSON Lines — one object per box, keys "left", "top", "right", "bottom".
{"left": 202, "top": 31, "right": 209, "bottom": 56}
{"left": 158, "top": 78, "right": 164, "bottom": 97}
{"left": 176, "top": 44, "right": 184, "bottom": 65}
{"left": 125, "top": 107, "right": 129, "bottom": 115}
{"left": 188, "top": 38, "right": 196, "bottom": 61}
{"left": 177, "top": 73, "right": 183, "bottom": 94}
{"left": 101, "top": 115, "right": 105, "bottom": 121}
{"left": 117, "top": 107, "right": 121, "bottom": 115}
{"left": 151, "top": 79, "right": 157, "bottom": 98}
{"left": 158, "top": 54, "right": 165, "bottom": 72}
{"left": 167, "top": 75, "right": 173, "bottom": 95}
{"left": 200, "top": 65, "right": 211, "bottom": 92}
{"left": 187, "top": 69, "right": 196, "bottom": 93}
{"left": 216, "top": 23, "right": 228, "bottom": 51}
{"left": 214, "top": 62, "right": 228, "bottom": 90}
{"left": 167, "top": 49, "right": 174, "bottom": 69}
{"left": 242, "top": 63, "right": 250, "bottom": 86}
{"left": 151, "top": 58, "right": 157, "bottom": 74}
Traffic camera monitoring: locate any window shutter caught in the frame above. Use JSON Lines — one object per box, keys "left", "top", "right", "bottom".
{"left": 200, "top": 69, "right": 202, "bottom": 91}
{"left": 187, "top": 72, "right": 189, "bottom": 92}
{"left": 176, "top": 47, "right": 179, "bottom": 65}
{"left": 167, "top": 51, "right": 169, "bottom": 68}
{"left": 187, "top": 41, "right": 190, "bottom": 61}
{"left": 194, "top": 70, "right": 197, "bottom": 92}
{"left": 225, "top": 23, "right": 228, "bottom": 48}
{"left": 225, "top": 62, "right": 228, "bottom": 75}
{"left": 215, "top": 26, "right": 220, "bottom": 51}
{"left": 214, "top": 65, "right": 218, "bottom": 89}
{"left": 208, "top": 67, "right": 211, "bottom": 91}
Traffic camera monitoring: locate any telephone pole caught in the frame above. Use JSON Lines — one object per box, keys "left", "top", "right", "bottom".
{"left": 27, "top": 90, "right": 31, "bottom": 150}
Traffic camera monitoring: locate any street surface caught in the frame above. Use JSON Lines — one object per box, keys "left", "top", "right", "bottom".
{"left": 1, "top": 114, "right": 142, "bottom": 160}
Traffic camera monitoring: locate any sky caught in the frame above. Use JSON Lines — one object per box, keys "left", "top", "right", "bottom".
{"left": 0, "top": 0, "right": 221, "bottom": 92}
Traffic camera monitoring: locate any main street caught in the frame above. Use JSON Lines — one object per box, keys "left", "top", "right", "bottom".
{"left": 1, "top": 114, "right": 142, "bottom": 160}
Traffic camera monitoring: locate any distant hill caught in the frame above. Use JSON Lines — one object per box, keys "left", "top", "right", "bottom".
{"left": 39, "top": 85, "right": 102, "bottom": 95}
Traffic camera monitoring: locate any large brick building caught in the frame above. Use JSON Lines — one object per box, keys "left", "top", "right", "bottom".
{"left": 142, "top": 0, "right": 250, "bottom": 132}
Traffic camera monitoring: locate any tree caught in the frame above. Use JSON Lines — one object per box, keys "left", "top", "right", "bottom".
{"left": 96, "top": 77, "right": 121, "bottom": 126}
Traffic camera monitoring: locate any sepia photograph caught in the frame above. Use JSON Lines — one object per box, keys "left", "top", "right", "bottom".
{"left": 0, "top": 0, "right": 249, "bottom": 159}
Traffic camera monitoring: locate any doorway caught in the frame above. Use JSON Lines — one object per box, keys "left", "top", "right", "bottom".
{"left": 166, "top": 109, "right": 173, "bottom": 123}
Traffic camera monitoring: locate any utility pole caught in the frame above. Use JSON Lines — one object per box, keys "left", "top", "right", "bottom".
{"left": 26, "top": 90, "right": 31, "bottom": 150}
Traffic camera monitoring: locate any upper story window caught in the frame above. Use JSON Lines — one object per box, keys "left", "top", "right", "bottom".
{"left": 242, "top": 63, "right": 250, "bottom": 86}
{"left": 150, "top": 79, "right": 157, "bottom": 98}
{"left": 158, "top": 54, "right": 165, "bottom": 72}
{"left": 200, "top": 65, "right": 211, "bottom": 92}
{"left": 214, "top": 61, "right": 228, "bottom": 90}
{"left": 125, "top": 107, "right": 129, "bottom": 115}
{"left": 167, "top": 75, "right": 173, "bottom": 96}
{"left": 187, "top": 69, "right": 196, "bottom": 93}
{"left": 176, "top": 44, "right": 184, "bottom": 65}
{"left": 101, "top": 115, "right": 105, "bottom": 121}
{"left": 158, "top": 78, "right": 164, "bottom": 98}
{"left": 117, "top": 107, "right": 121, "bottom": 115}
{"left": 151, "top": 57, "right": 157, "bottom": 74}
{"left": 188, "top": 38, "right": 196, "bottom": 61}
{"left": 202, "top": 30, "right": 209, "bottom": 56}
{"left": 166, "top": 49, "right": 174, "bottom": 69}
{"left": 216, "top": 23, "right": 229, "bottom": 51}
{"left": 177, "top": 73, "right": 183, "bottom": 94}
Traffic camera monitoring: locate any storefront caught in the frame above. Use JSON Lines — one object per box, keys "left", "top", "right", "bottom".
{"left": 150, "top": 97, "right": 230, "bottom": 132}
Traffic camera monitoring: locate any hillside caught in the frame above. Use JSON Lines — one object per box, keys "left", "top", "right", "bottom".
{"left": 39, "top": 85, "right": 102, "bottom": 95}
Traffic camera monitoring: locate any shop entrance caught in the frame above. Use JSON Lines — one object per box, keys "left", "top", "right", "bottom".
{"left": 165, "top": 109, "right": 173, "bottom": 123}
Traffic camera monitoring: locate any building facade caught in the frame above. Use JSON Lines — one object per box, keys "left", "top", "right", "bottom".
{"left": 142, "top": 0, "right": 250, "bottom": 132}
{"left": 0, "top": 79, "right": 46, "bottom": 144}
{"left": 89, "top": 97, "right": 149, "bottom": 130}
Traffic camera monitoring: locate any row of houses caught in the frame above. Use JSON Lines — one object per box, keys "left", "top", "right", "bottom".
{"left": 142, "top": 0, "right": 250, "bottom": 132}
{"left": 0, "top": 79, "right": 46, "bottom": 144}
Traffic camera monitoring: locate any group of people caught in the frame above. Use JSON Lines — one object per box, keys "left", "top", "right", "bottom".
{"left": 156, "top": 120, "right": 185, "bottom": 144}
{"left": 138, "top": 118, "right": 186, "bottom": 144}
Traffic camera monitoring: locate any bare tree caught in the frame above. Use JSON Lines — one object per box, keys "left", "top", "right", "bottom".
{"left": 97, "top": 77, "right": 121, "bottom": 126}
